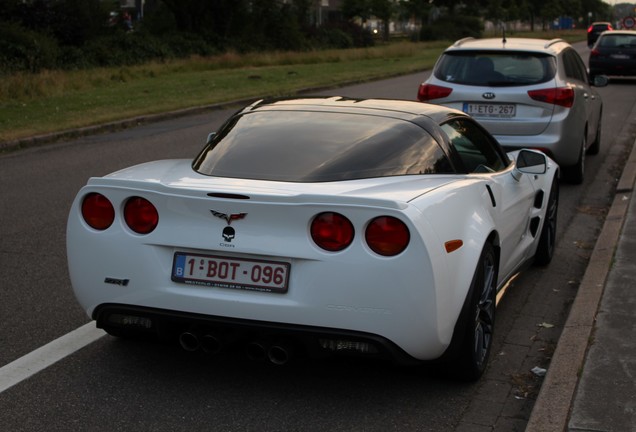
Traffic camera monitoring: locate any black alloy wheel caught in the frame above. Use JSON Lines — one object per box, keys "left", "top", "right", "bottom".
{"left": 563, "top": 136, "right": 586, "bottom": 184}
{"left": 443, "top": 242, "right": 497, "bottom": 381}
{"left": 534, "top": 177, "right": 559, "bottom": 266}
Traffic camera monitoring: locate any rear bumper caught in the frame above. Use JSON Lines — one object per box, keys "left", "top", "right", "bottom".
{"left": 494, "top": 111, "right": 586, "bottom": 168}
{"left": 589, "top": 64, "right": 636, "bottom": 77}
{"left": 496, "top": 132, "right": 573, "bottom": 167}
{"left": 94, "top": 303, "right": 423, "bottom": 365}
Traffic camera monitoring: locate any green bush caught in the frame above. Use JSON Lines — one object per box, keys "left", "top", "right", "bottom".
{"left": 313, "top": 21, "right": 374, "bottom": 48}
{"left": 313, "top": 27, "right": 354, "bottom": 49}
{"left": 81, "top": 32, "right": 172, "bottom": 67}
{"left": 160, "top": 32, "right": 220, "bottom": 58}
{"left": 0, "top": 22, "right": 60, "bottom": 73}
{"left": 57, "top": 45, "right": 92, "bottom": 70}
{"left": 0, "top": 12, "right": 377, "bottom": 73}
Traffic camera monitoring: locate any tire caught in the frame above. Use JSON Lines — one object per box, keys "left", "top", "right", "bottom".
{"left": 534, "top": 176, "right": 559, "bottom": 266}
{"left": 563, "top": 135, "right": 585, "bottom": 184}
{"left": 442, "top": 242, "right": 497, "bottom": 381}
{"left": 588, "top": 114, "right": 602, "bottom": 156}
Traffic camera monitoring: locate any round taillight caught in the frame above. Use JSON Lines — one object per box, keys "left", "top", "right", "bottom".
{"left": 81, "top": 192, "right": 115, "bottom": 230}
{"left": 365, "top": 216, "right": 410, "bottom": 256}
{"left": 310, "top": 212, "right": 354, "bottom": 252}
{"left": 124, "top": 197, "right": 159, "bottom": 234}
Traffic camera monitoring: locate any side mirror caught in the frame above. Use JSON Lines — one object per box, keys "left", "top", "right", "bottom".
{"left": 206, "top": 132, "right": 216, "bottom": 144}
{"left": 512, "top": 149, "right": 547, "bottom": 181}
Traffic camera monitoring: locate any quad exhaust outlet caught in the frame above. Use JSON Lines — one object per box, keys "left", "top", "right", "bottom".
{"left": 179, "top": 332, "right": 293, "bottom": 365}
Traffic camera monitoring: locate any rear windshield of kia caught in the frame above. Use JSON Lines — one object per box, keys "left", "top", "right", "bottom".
{"left": 434, "top": 51, "right": 557, "bottom": 86}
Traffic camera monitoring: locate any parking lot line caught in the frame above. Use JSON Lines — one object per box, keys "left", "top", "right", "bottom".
{"left": 0, "top": 322, "right": 105, "bottom": 394}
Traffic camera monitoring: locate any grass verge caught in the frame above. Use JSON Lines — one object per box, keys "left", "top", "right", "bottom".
{"left": 0, "top": 31, "right": 585, "bottom": 145}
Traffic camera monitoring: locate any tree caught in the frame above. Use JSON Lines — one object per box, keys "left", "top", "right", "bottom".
{"left": 1, "top": 0, "right": 109, "bottom": 46}
{"left": 580, "top": 0, "right": 611, "bottom": 23}
{"left": 341, "top": 0, "right": 372, "bottom": 22}
{"left": 370, "top": 0, "right": 394, "bottom": 41}
{"left": 158, "top": 0, "right": 213, "bottom": 33}
{"left": 50, "top": 0, "right": 110, "bottom": 46}
{"left": 560, "top": 0, "right": 582, "bottom": 20}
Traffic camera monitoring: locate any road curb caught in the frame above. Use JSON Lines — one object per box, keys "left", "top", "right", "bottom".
{"left": 525, "top": 135, "right": 636, "bottom": 431}
{"left": 0, "top": 99, "right": 256, "bottom": 153}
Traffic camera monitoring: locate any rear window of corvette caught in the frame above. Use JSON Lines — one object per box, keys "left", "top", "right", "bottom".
{"left": 193, "top": 111, "right": 454, "bottom": 182}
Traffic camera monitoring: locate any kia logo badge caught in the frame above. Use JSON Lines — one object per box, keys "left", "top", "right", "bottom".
{"left": 482, "top": 92, "right": 496, "bottom": 100}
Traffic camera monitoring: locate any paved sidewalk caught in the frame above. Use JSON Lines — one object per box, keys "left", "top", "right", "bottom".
{"left": 568, "top": 168, "right": 636, "bottom": 430}
{"left": 526, "top": 136, "right": 636, "bottom": 432}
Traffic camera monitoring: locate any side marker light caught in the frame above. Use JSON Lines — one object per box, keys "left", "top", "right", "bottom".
{"left": 445, "top": 239, "right": 463, "bottom": 253}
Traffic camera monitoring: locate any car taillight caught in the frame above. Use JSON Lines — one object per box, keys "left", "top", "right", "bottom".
{"left": 81, "top": 192, "right": 115, "bottom": 230}
{"left": 417, "top": 83, "right": 453, "bottom": 101}
{"left": 527, "top": 87, "right": 574, "bottom": 108}
{"left": 124, "top": 197, "right": 159, "bottom": 234}
{"left": 365, "top": 216, "right": 410, "bottom": 256}
{"left": 310, "top": 212, "right": 354, "bottom": 252}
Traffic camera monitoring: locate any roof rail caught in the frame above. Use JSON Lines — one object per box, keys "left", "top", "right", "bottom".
{"left": 453, "top": 37, "right": 475, "bottom": 47}
{"left": 544, "top": 38, "right": 565, "bottom": 48}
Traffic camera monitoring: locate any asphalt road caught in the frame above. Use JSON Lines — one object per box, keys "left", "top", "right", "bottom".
{"left": 1, "top": 42, "right": 635, "bottom": 431}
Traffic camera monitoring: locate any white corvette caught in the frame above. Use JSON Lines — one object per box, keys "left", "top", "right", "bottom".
{"left": 67, "top": 97, "right": 559, "bottom": 380}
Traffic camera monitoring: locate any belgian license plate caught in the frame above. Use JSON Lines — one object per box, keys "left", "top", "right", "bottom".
{"left": 463, "top": 103, "right": 516, "bottom": 118}
{"left": 172, "top": 252, "right": 290, "bottom": 293}
{"left": 610, "top": 54, "right": 629, "bottom": 59}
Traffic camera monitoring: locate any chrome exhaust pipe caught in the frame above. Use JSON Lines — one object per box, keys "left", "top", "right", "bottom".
{"left": 179, "top": 331, "right": 200, "bottom": 352}
{"left": 200, "top": 334, "right": 222, "bottom": 355}
{"left": 268, "top": 343, "right": 292, "bottom": 365}
{"left": 246, "top": 341, "right": 268, "bottom": 362}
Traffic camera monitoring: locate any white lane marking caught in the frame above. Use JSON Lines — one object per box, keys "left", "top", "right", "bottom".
{"left": 0, "top": 322, "right": 105, "bottom": 394}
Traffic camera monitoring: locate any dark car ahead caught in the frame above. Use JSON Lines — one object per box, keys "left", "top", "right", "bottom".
{"left": 587, "top": 22, "right": 613, "bottom": 47}
{"left": 589, "top": 30, "right": 636, "bottom": 80}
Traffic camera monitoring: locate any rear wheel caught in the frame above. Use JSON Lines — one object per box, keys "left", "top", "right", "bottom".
{"left": 588, "top": 115, "right": 602, "bottom": 155}
{"left": 563, "top": 135, "right": 585, "bottom": 184}
{"left": 534, "top": 176, "right": 559, "bottom": 266}
{"left": 442, "top": 243, "right": 497, "bottom": 381}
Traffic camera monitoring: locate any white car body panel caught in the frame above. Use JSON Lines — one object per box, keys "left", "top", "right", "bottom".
{"left": 67, "top": 151, "right": 557, "bottom": 361}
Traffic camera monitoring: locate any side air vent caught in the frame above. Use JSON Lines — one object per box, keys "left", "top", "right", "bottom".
{"left": 485, "top": 185, "right": 496, "bottom": 207}
{"left": 534, "top": 190, "right": 545, "bottom": 209}
{"left": 529, "top": 216, "right": 541, "bottom": 237}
